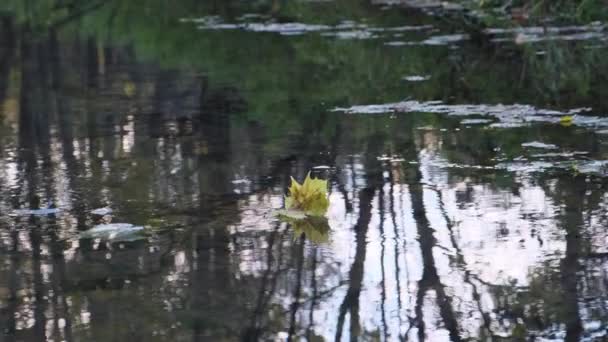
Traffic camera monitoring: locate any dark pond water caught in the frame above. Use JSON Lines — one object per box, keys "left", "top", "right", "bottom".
{"left": 1, "top": 1, "right": 608, "bottom": 341}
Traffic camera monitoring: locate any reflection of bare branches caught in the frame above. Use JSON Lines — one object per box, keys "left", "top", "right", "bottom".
{"left": 29, "top": 221, "right": 47, "bottom": 340}
{"left": 306, "top": 248, "right": 318, "bottom": 340}
{"left": 287, "top": 235, "right": 306, "bottom": 340}
{"left": 378, "top": 186, "right": 389, "bottom": 341}
{"left": 336, "top": 175, "right": 353, "bottom": 213}
{"left": 242, "top": 224, "right": 287, "bottom": 340}
{"left": 389, "top": 173, "right": 403, "bottom": 320}
{"left": 409, "top": 173, "right": 461, "bottom": 341}
{"left": 284, "top": 281, "right": 348, "bottom": 311}
{"left": 4, "top": 228, "right": 19, "bottom": 338}
{"left": 335, "top": 188, "right": 375, "bottom": 342}
{"left": 330, "top": 121, "right": 352, "bottom": 213}
{"left": 539, "top": 175, "right": 588, "bottom": 341}
{"left": 562, "top": 240, "right": 582, "bottom": 342}
{"left": 427, "top": 184, "right": 494, "bottom": 337}
{"left": 47, "top": 212, "right": 75, "bottom": 342}
{"left": 559, "top": 180, "right": 586, "bottom": 342}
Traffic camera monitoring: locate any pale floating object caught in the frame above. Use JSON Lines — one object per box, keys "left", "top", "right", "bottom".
{"left": 312, "top": 165, "right": 332, "bottom": 170}
{"left": 421, "top": 34, "right": 469, "bottom": 45}
{"left": 521, "top": 141, "right": 559, "bottom": 150}
{"left": 461, "top": 119, "right": 493, "bottom": 125}
{"left": 91, "top": 207, "right": 113, "bottom": 216}
{"left": 403, "top": 75, "right": 430, "bottom": 82}
{"left": 385, "top": 41, "right": 409, "bottom": 46}
{"left": 231, "top": 178, "right": 252, "bottom": 184}
{"left": 531, "top": 151, "right": 588, "bottom": 158}
{"left": 80, "top": 223, "right": 145, "bottom": 241}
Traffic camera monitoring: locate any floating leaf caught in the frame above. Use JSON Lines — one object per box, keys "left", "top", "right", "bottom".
{"left": 91, "top": 207, "right": 113, "bottom": 216}
{"left": 285, "top": 172, "right": 329, "bottom": 216}
{"left": 571, "top": 163, "right": 580, "bottom": 176}
{"left": 124, "top": 81, "right": 136, "bottom": 97}
{"left": 560, "top": 115, "right": 574, "bottom": 127}
{"left": 276, "top": 173, "right": 331, "bottom": 243}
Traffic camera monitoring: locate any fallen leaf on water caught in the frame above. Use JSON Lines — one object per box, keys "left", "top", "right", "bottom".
{"left": 285, "top": 172, "right": 329, "bottom": 217}
{"left": 275, "top": 172, "right": 331, "bottom": 243}
{"left": 124, "top": 81, "right": 136, "bottom": 97}
{"left": 560, "top": 115, "right": 574, "bottom": 127}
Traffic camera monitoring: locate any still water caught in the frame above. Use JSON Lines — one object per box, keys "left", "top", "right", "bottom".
{"left": 1, "top": 1, "right": 608, "bottom": 341}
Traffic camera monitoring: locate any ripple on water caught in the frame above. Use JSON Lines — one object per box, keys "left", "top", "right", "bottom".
{"left": 11, "top": 207, "right": 61, "bottom": 216}
{"left": 460, "top": 118, "right": 493, "bottom": 125}
{"left": 182, "top": 16, "right": 433, "bottom": 39}
{"left": 485, "top": 23, "right": 607, "bottom": 44}
{"left": 321, "top": 30, "right": 377, "bottom": 40}
{"left": 333, "top": 100, "right": 599, "bottom": 130}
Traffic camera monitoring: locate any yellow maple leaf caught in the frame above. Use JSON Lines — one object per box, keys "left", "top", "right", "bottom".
{"left": 285, "top": 172, "right": 329, "bottom": 216}
{"left": 124, "top": 81, "right": 136, "bottom": 98}
{"left": 559, "top": 115, "right": 574, "bottom": 127}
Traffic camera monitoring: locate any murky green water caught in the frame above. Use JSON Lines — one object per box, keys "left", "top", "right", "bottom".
{"left": 1, "top": 1, "right": 608, "bottom": 341}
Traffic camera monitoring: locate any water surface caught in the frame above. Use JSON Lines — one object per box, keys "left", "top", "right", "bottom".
{"left": 1, "top": 1, "right": 608, "bottom": 341}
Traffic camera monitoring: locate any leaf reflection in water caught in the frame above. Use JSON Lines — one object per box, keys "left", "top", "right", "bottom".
{"left": 283, "top": 215, "right": 331, "bottom": 244}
